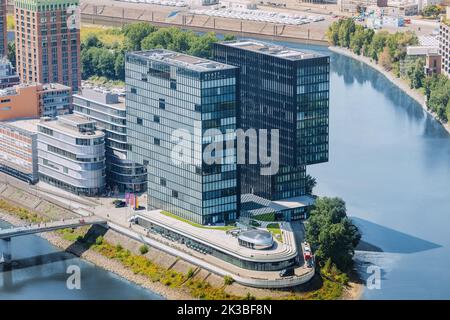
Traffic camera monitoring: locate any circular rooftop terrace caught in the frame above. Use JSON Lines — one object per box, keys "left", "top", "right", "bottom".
{"left": 238, "top": 229, "right": 274, "bottom": 250}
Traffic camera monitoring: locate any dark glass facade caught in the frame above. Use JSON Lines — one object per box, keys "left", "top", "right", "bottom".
{"left": 125, "top": 50, "right": 240, "bottom": 225}
{"left": 213, "top": 40, "right": 329, "bottom": 201}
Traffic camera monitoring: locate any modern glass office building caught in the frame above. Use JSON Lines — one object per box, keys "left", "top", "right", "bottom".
{"left": 125, "top": 50, "right": 239, "bottom": 225}
{"left": 73, "top": 87, "right": 147, "bottom": 193}
{"left": 213, "top": 40, "right": 329, "bottom": 202}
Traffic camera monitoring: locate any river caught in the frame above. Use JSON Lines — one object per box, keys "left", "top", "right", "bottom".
{"left": 285, "top": 42, "right": 450, "bottom": 299}
{"left": 1, "top": 41, "right": 450, "bottom": 299}
{"left": 0, "top": 220, "right": 163, "bottom": 299}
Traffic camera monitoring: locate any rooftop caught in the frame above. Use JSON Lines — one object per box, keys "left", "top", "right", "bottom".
{"left": 2, "top": 118, "right": 40, "bottom": 134}
{"left": 219, "top": 40, "right": 321, "bottom": 60}
{"left": 0, "top": 82, "right": 70, "bottom": 97}
{"left": 129, "top": 49, "right": 236, "bottom": 72}
{"left": 134, "top": 210, "right": 298, "bottom": 262}
{"left": 241, "top": 193, "right": 315, "bottom": 216}
{"left": 42, "top": 83, "right": 71, "bottom": 92}
{"left": 75, "top": 87, "right": 125, "bottom": 110}
{"left": 38, "top": 114, "right": 104, "bottom": 139}
{"left": 407, "top": 46, "right": 440, "bottom": 56}
{"left": 418, "top": 35, "right": 439, "bottom": 48}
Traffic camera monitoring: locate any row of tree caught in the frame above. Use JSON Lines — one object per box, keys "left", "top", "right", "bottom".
{"left": 327, "top": 19, "right": 418, "bottom": 67}
{"left": 421, "top": 5, "right": 445, "bottom": 19}
{"left": 424, "top": 75, "right": 450, "bottom": 121}
{"left": 81, "top": 22, "right": 235, "bottom": 81}
{"left": 328, "top": 18, "right": 450, "bottom": 122}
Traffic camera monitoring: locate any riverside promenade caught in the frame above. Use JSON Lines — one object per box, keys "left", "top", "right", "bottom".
{"left": 0, "top": 174, "right": 315, "bottom": 289}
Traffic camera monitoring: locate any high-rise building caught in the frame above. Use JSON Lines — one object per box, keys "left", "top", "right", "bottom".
{"left": 126, "top": 50, "right": 239, "bottom": 225}
{"left": 73, "top": 87, "right": 147, "bottom": 193}
{"left": 37, "top": 114, "right": 106, "bottom": 196}
{"left": 14, "top": 0, "right": 81, "bottom": 92}
{"left": 0, "top": 0, "right": 7, "bottom": 58}
{"left": 213, "top": 40, "right": 329, "bottom": 211}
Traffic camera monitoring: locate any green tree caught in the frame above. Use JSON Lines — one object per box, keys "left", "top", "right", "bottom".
{"left": 422, "top": 5, "right": 441, "bottom": 18}
{"left": 114, "top": 53, "right": 125, "bottom": 80}
{"left": 7, "top": 41, "right": 15, "bottom": 68}
{"left": 305, "top": 174, "right": 317, "bottom": 195}
{"left": 349, "top": 25, "right": 366, "bottom": 55}
{"left": 123, "top": 22, "right": 157, "bottom": 51}
{"left": 141, "top": 27, "right": 176, "bottom": 50}
{"left": 188, "top": 32, "right": 219, "bottom": 58}
{"left": 97, "top": 49, "right": 116, "bottom": 79}
{"left": 368, "top": 31, "right": 389, "bottom": 61}
{"left": 428, "top": 87, "right": 450, "bottom": 121}
{"left": 306, "top": 197, "right": 361, "bottom": 272}
{"left": 406, "top": 58, "right": 425, "bottom": 89}
{"left": 82, "top": 33, "right": 103, "bottom": 50}
{"left": 337, "top": 18, "right": 356, "bottom": 48}
{"left": 139, "top": 245, "right": 149, "bottom": 255}
{"left": 326, "top": 20, "right": 341, "bottom": 46}
{"left": 81, "top": 47, "right": 95, "bottom": 79}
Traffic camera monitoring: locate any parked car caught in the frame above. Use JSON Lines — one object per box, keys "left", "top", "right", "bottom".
{"left": 114, "top": 200, "right": 127, "bottom": 208}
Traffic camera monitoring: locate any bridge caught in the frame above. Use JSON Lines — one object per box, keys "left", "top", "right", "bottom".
{"left": 0, "top": 217, "right": 107, "bottom": 264}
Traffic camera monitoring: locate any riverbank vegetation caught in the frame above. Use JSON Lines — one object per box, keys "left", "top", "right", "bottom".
{"left": 0, "top": 196, "right": 359, "bottom": 300}
{"left": 80, "top": 23, "right": 235, "bottom": 83}
{"left": 305, "top": 197, "right": 361, "bottom": 279}
{"left": 327, "top": 18, "right": 450, "bottom": 122}
{"left": 0, "top": 199, "right": 48, "bottom": 223}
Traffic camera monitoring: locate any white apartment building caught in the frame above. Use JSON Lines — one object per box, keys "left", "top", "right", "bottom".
{"left": 37, "top": 114, "right": 106, "bottom": 196}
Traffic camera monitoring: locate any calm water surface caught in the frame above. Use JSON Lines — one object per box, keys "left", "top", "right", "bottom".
{"left": 0, "top": 220, "right": 163, "bottom": 299}
{"left": 281, "top": 41, "right": 450, "bottom": 299}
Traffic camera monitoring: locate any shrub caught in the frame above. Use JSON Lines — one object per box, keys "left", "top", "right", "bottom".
{"left": 139, "top": 244, "right": 149, "bottom": 255}
{"left": 115, "top": 243, "right": 123, "bottom": 251}
{"left": 187, "top": 268, "right": 195, "bottom": 278}
{"left": 223, "top": 275, "right": 235, "bottom": 285}
{"left": 95, "top": 236, "right": 104, "bottom": 245}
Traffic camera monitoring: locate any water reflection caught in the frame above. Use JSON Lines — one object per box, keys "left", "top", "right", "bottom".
{"left": 352, "top": 217, "right": 441, "bottom": 254}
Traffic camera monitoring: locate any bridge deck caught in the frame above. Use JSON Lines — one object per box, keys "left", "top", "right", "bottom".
{"left": 0, "top": 217, "right": 107, "bottom": 239}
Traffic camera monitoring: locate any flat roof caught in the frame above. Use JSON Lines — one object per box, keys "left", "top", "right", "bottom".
{"left": 39, "top": 115, "right": 104, "bottom": 138}
{"left": 75, "top": 87, "right": 125, "bottom": 110}
{"left": 241, "top": 193, "right": 315, "bottom": 215}
{"left": 219, "top": 40, "right": 321, "bottom": 60}
{"left": 135, "top": 210, "right": 298, "bottom": 263}
{"left": 407, "top": 46, "right": 439, "bottom": 56}
{"left": 129, "top": 49, "right": 236, "bottom": 72}
{"left": 42, "top": 83, "right": 71, "bottom": 92}
{"left": 1, "top": 118, "right": 40, "bottom": 134}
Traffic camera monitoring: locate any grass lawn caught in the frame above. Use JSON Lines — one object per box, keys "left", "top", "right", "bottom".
{"left": 266, "top": 223, "right": 283, "bottom": 243}
{"left": 252, "top": 212, "right": 276, "bottom": 222}
{"left": 80, "top": 25, "right": 125, "bottom": 48}
{"left": 160, "top": 211, "right": 236, "bottom": 231}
